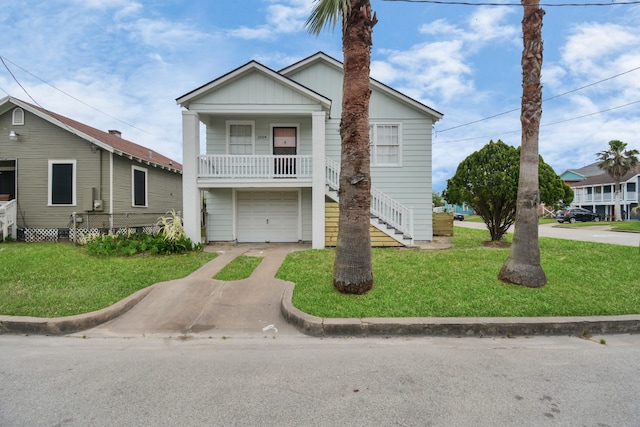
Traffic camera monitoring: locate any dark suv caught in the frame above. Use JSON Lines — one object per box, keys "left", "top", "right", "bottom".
{"left": 556, "top": 207, "right": 600, "bottom": 223}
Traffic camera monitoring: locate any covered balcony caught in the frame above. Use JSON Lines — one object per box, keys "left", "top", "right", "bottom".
{"left": 197, "top": 154, "right": 313, "bottom": 186}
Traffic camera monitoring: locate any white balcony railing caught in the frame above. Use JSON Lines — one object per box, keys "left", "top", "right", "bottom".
{"left": 198, "top": 154, "right": 313, "bottom": 179}
{"left": 325, "top": 156, "right": 413, "bottom": 239}
{"left": 0, "top": 199, "right": 17, "bottom": 241}
{"left": 573, "top": 190, "right": 638, "bottom": 204}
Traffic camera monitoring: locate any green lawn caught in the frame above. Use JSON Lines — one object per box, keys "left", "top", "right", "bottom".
{"left": 0, "top": 243, "right": 217, "bottom": 317}
{"left": 609, "top": 221, "right": 640, "bottom": 232}
{"left": 276, "top": 227, "right": 640, "bottom": 318}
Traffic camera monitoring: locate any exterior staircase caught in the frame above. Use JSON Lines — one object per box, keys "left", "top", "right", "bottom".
{"left": 325, "top": 157, "right": 413, "bottom": 246}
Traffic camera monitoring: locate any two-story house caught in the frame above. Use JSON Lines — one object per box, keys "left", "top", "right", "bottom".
{"left": 568, "top": 164, "right": 640, "bottom": 220}
{"left": 177, "top": 52, "right": 443, "bottom": 249}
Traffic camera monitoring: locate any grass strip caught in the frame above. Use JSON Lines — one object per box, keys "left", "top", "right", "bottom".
{"left": 214, "top": 256, "right": 262, "bottom": 281}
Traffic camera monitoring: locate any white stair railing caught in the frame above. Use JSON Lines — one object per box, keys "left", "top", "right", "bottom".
{"left": 325, "top": 157, "right": 413, "bottom": 238}
{"left": 0, "top": 199, "right": 17, "bottom": 241}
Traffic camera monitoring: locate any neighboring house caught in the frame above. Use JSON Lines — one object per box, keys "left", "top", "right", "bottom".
{"left": 442, "top": 202, "right": 474, "bottom": 216}
{"left": 0, "top": 96, "right": 182, "bottom": 241}
{"left": 568, "top": 164, "right": 640, "bottom": 220}
{"left": 559, "top": 162, "right": 603, "bottom": 186}
{"left": 177, "top": 52, "right": 442, "bottom": 249}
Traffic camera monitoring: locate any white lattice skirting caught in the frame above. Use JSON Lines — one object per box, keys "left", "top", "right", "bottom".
{"left": 22, "top": 226, "right": 163, "bottom": 243}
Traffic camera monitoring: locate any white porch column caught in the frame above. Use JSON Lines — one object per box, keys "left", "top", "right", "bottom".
{"left": 311, "top": 111, "right": 326, "bottom": 249}
{"left": 182, "top": 110, "right": 201, "bottom": 243}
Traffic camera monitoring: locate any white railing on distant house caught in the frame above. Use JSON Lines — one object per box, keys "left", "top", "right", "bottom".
{"left": 325, "top": 156, "right": 414, "bottom": 238}
{"left": 0, "top": 199, "right": 17, "bottom": 241}
{"left": 573, "top": 190, "right": 638, "bottom": 204}
{"left": 198, "top": 155, "right": 313, "bottom": 179}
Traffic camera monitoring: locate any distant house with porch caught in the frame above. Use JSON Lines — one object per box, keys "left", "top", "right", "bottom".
{"left": 0, "top": 96, "right": 182, "bottom": 241}
{"left": 568, "top": 164, "right": 640, "bottom": 220}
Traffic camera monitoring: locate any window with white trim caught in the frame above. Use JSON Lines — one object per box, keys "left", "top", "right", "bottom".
{"left": 132, "top": 166, "right": 148, "bottom": 207}
{"left": 227, "top": 121, "right": 254, "bottom": 154}
{"left": 12, "top": 108, "right": 24, "bottom": 125}
{"left": 48, "top": 160, "right": 76, "bottom": 205}
{"left": 370, "top": 123, "right": 401, "bottom": 166}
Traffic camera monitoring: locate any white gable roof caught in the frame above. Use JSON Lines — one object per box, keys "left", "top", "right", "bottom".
{"left": 281, "top": 52, "right": 443, "bottom": 121}
{"left": 176, "top": 60, "right": 332, "bottom": 113}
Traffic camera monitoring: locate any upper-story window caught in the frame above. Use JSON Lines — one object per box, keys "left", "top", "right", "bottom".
{"left": 227, "top": 121, "right": 254, "bottom": 155}
{"left": 370, "top": 123, "right": 401, "bottom": 166}
{"left": 48, "top": 160, "right": 76, "bottom": 206}
{"left": 12, "top": 108, "right": 24, "bottom": 125}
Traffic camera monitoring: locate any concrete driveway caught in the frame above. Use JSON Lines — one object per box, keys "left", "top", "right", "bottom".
{"left": 69, "top": 243, "right": 310, "bottom": 339}
{"left": 455, "top": 220, "right": 640, "bottom": 247}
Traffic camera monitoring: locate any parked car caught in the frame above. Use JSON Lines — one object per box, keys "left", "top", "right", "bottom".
{"left": 556, "top": 207, "right": 600, "bottom": 223}
{"left": 453, "top": 213, "right": 464, "bottom": 221}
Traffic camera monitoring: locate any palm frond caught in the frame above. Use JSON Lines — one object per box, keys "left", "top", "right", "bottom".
{"left": 306, "top": 0, "right": 350, "bottom": 35}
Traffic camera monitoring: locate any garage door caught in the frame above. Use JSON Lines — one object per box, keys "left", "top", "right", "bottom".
{"left": 236, "top": 191, "right": 299, "bottom": 242}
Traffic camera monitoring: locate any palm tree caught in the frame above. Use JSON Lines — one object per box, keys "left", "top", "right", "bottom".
{"left": 498, "top": 0, "right": 547, "bottom": 288}
{"left": 307, "top": 0, "right": 377, "bottom": 294}
{"left": 597, "top": 140, "right": 639, "bottom": 221}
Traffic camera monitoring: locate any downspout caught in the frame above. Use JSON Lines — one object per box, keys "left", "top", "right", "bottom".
{"left": 109, "top": 152, "right": 114, "bottom": 229}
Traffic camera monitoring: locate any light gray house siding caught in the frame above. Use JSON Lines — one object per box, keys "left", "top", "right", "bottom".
{"left": 205, "top": 188, "right": 233, "bottom": 241}
{"left": 285, "top": 57, "right": 436, "bottom": 240}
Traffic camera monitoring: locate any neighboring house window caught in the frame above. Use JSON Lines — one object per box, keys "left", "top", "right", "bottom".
{"left": 227, "top": 121, "right": 254, "bottom": 154}
{"left": 370, "top": 123, "right": 401, "bottom": 166}
{"left": 48, "top": 160, "right": 76, "bottom": 205}
{"left": 132, "top": 166, "right": 148, "bottom": 207}
{"left": 12, "top": 108, "right": 24, "bottom": 125}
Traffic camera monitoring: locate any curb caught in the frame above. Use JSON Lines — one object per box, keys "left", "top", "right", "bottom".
{"left": 280, "top": 283, "right": 640, "bottom": 337}
{"left": 0, "top": 287, "right": 152, "bottom": 335}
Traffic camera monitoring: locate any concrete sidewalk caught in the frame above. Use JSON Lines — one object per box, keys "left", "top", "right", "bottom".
{"left": 1, "top": 241, "right": 639, "bottom": 337}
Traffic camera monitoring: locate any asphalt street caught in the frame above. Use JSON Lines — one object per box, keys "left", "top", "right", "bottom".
{"left": 2, "top": 222, "right": 639, "bottom": 426}
{"left": 1, "top": 334, "right": 640, "bottom": 427}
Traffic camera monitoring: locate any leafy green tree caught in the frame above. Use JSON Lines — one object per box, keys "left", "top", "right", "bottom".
{"left": 499, "top": 0, "right": 547, "bottom": 288}
{"left": 596, "top": 140, "right": 639, "bottom": 221}
{"left": 432, "top": 191, "right": 445, "bottom": 208}
{"left": 307, "top": 0, "right": 377, "bottom": 294}
{"left": 444, "top": 140, "right": 572, "bottom": 242}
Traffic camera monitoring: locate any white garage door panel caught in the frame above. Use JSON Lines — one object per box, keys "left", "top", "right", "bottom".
{"left": 236, "top": 191, "right": 298, "bottom": 242}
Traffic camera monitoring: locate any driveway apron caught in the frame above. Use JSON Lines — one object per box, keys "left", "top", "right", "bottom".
{"left": 76, "top": 243, "right": 309, "bottom": 338}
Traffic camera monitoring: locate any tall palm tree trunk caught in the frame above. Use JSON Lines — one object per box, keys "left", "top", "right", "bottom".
{"left": 333, "top": 0, "right": 376, "bottom": 294}
{"left": 498, "top": 0, "right": 547, "bottom": 288}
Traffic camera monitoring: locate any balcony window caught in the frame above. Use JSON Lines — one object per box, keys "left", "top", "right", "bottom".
{"left": 228, "top": 121, "right": 254, "bottom": 155}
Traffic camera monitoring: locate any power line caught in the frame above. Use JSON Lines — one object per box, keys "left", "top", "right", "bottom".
{"left": 0, "top": 56, "right": 45, "bottom": 109}
{"left": 383, "top": 0, "right": 640, "bottom": 6}
{"left": 0, "top": 54, "right": 153, "bottom": 135}
{"left": 437, "top": 66, "right": 640, "bottom": 133}
{"left": 435, "top": 99, "right": 640, "bottom": 144}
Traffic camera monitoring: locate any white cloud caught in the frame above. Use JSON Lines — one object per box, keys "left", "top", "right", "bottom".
{"left": 378, "top": 8, "right": 519, "bottom": 106}
{"left": 123, "top": 18, "right": 212, "bottom": 50}
{"left": 226, "top": 0, "right": 311, "bottom": 40}
{"left": 561, "top": 22, "right": 640, "bottom": 76}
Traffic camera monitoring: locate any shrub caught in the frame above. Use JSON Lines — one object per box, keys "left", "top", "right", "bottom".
{"left": 85, "top": 211, "right": 202, "bottom": 256}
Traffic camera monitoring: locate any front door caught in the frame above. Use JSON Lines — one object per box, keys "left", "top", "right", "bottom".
{"left": 0, "top": 160, "right": 16, "bottom": 200}
{"left": 273, "top": 127, "right": 297, "bottom": 176}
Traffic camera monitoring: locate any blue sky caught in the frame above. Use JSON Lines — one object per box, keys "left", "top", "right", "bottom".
{"left": 1, "top": 0, "right": 639, "bottom": 191}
